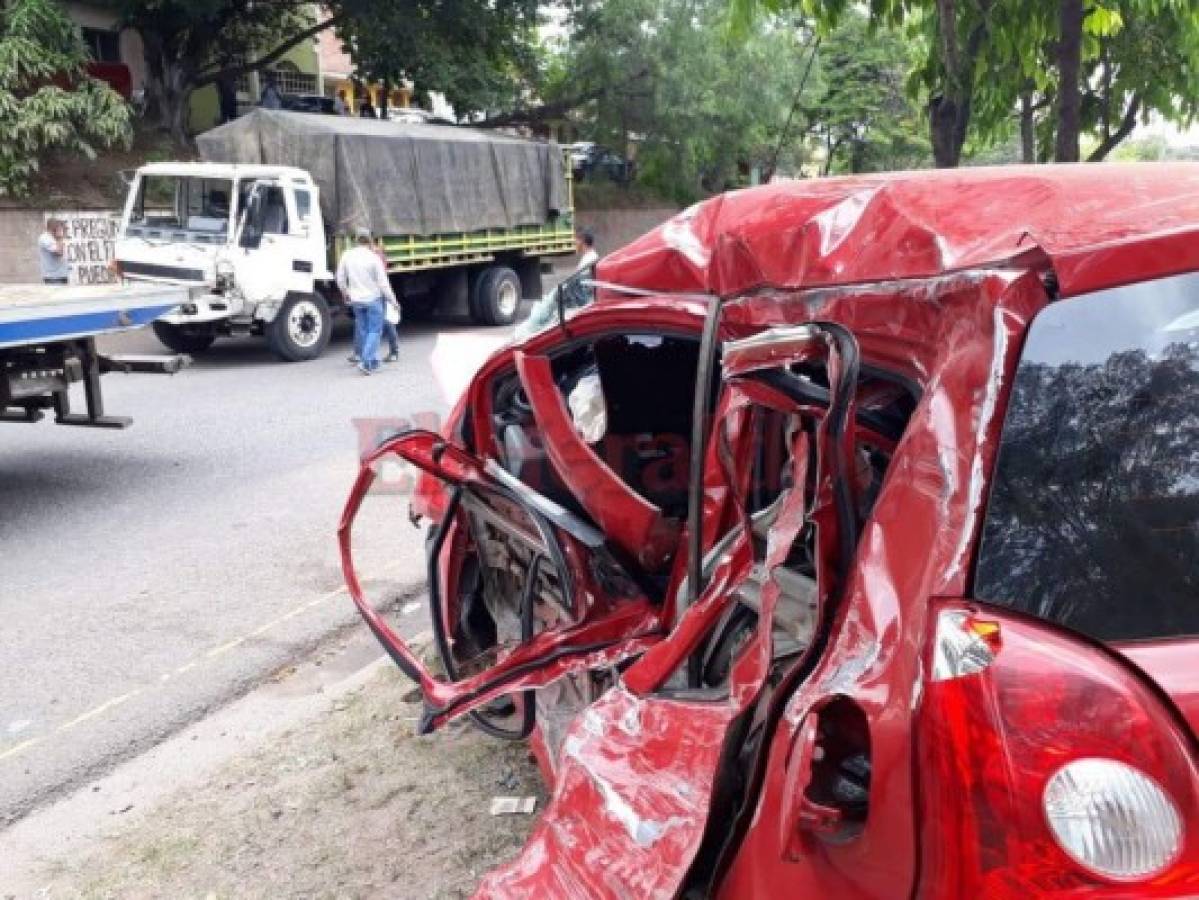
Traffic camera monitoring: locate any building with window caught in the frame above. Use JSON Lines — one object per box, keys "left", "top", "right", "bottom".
{"left": 60, "top": 2, "right": 324, "bottom": 132}
{"left": 315, "top": 26, "right": 415, "bottom": 116}
{"left": 59, "top": 3, "right": 450, "bottom": 132}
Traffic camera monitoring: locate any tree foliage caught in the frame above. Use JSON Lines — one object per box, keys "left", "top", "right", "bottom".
{"left": 343, "top": 0, "right": 540, "bottom": 118}
{"left": 968, "top": 0, "right": 1199, "bottom": 163}
{"left": 109, "top": 0, "right": 334, "bottom": 140}
{"left": 801, "top": 12, "right": 929, "bottom": 175}
{"left": 0, "top": 0, "right": 131, "bottom": 197}
{"left": 543, "top": 0, "right": 822, "bottom": 204}
{"left": 732, "top": 0, "right": 1199, "bottom": 167}
{"left": 111, "top": 0, "right": 542, "bottom": 139}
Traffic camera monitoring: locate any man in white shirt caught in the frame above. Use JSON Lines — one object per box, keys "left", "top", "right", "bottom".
{"left": 336, "top": 227, "right": 397, "bottom": 375}
{"left": 575, "top": 227, "right": 599, "bottom": 270}
{"left": 38, "top": 218, "right": 70, "bottom": 284}
{"left": 514, "top": 227, "right": 599, "bottom": 340}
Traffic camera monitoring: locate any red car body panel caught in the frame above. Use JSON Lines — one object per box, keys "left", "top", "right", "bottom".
{"left": 597, "top": 163, "right": 1199, "bottom": 300}
{"left": 477, "top": 269, "right": 1048, "bottom": 898}
{"left": 342, "top": 165, "right": 1199, "bottom": 898}
{"left": 1117, "top": 641, "right": 1199, "bottom": 740}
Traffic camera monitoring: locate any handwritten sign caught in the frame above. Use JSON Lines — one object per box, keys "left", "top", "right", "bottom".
{"left": 47, "top": 211, "right": 120, "bottom": 285}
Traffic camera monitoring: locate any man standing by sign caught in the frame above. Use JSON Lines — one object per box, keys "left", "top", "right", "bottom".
{"left": 38, "top": 218, "right": 70, "bottom": 285}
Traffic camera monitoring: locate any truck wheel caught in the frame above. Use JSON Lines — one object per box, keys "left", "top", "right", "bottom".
{"left": 267, "top": 293, "right": 331, "bottom": 362}
{"left": 152, "top": 322, "right": 216, "bottom": 354}
{"left": 473, "top": 266, "right": 522, "bottom": 326}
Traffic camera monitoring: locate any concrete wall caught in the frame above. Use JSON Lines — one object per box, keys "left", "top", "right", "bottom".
{"left": 0, "top": 208, "right": 125, "bottom": 284}
{"left": 0, "top": 206, "right": 682, "bottom": 284}
{"left": 572, "top": 207, "right": 679, "bottom": 258}
{"left": 0, "top": 210, "right": 56, "bottom": 283}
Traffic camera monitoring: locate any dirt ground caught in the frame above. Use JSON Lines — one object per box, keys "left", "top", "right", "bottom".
{"left": 29, "top": 666, "right": 546, "bottom": 900}
{"left": 0, "top": 127, "right": 196, "bottom": 210}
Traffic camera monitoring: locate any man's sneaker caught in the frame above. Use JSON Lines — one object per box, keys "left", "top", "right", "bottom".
{"left": 347, "top": 354, "right": 360, "bottom": 364}
{"left": 357, "top": 363, "right": 372, "bottom": 376}
{"left": 385, "top": 352, "right": 399, "bottom": 363}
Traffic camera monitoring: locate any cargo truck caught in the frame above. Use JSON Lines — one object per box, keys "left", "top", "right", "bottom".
{"left": 113, "top": 110, "right": 575, "bottom": 361}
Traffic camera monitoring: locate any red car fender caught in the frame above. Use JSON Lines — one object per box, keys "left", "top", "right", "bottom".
{"left": 716, "top": 271, "right": 1047, "bottom": 898}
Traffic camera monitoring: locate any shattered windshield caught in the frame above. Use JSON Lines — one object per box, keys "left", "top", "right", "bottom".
{"left": 125, "top": 176, "right": 235, "bottom": 243}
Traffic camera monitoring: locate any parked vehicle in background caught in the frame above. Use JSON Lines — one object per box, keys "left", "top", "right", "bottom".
{"left": 387, "top": 107, "right": 456, "bottom": 126}
{"left": 570, "top": 141, "right": 634, "bottom": 183}
{"left": 280, "top": 93, "right": 338, "bottom": 115}
{"left": 342, "top": 164, "right": 1199, "bottom": 898}
{"left": 114, "top": 110, "right": 574, "bottom": 361}
{"left": 567, "top": 141, "right": 595, "bottom": 174}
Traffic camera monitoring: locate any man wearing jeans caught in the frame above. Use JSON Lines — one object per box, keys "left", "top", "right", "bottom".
{"left": 336, "top": 227, "right": 395, "bottom": 375}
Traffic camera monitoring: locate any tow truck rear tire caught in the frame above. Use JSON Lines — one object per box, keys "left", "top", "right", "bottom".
{"left": 473, "top": 266, "right": 522, "bottom": 326}
{"left": 152, "top": 322, "right": 216, "bottom": 354}
{"left": 267, "top": 293, "right": 331, "bottom": 362}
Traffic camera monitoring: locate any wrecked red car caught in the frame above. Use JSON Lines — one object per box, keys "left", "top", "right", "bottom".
{"left": 341, "top": 164, "right": 1199, "bottom": 898}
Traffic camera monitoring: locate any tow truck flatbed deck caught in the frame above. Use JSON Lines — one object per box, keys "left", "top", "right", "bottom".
{"left": 1, "top": 282, "right": 190, "bottom": 428}
{"left": 0, "top": 282, "right": 190, "bottom": 350}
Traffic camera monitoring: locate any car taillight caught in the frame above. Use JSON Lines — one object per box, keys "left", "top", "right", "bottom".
{"left": 916, "top": 602, "right": 1199, "bottom": 898}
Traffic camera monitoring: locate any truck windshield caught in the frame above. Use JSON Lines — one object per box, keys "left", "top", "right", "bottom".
{"left": 975, "top": 271, "right": 1199, "bottom": 642}
{"left": 126, "top": 176, "right": 235, "bottom": 243}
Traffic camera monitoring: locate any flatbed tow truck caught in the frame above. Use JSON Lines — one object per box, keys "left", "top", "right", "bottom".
{"left": 1, "top": 282, "right": 190, "bottom": 428}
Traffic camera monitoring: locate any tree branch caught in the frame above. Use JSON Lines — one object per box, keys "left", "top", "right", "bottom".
{"left": 195, "top": 12, "right": 349, "bottom": 88}
{"left": 473, "top": 68, "right": 650, "bottom": 128}
{"left": 764, "top": 34, "right": 821, "bottom": 182}
{"left": 1087, "top": 92, "right": 1142, "bottom": 162}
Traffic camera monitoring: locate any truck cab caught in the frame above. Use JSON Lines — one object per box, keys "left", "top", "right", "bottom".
{"left": 115, "top": 162, "right": 334, "bottom": 361}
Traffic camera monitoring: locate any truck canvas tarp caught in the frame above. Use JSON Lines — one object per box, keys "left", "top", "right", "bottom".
{"left": 195, "top": 109, "right": 570, "bottom": 237}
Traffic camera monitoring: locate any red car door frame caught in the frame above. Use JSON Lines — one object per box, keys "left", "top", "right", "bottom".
{"left": 477, "top": 270, "right": 1047, "bottom": 899}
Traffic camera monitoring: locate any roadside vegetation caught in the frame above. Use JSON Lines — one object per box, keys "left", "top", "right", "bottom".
{"left": 0, "top": 0, "right": 130, "bottom": 197}
{"left": 5, "top": 0, "right": 1199, "bottom": 206}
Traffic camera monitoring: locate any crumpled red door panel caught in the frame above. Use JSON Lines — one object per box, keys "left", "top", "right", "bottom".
{"left": 477, "top": 344, "right": 831, "bottom": 898}
{"left": 476, "top": 270, "right": 1048, "bottom": 899}
{"left": 339, "top": 428, "right": 664, "bottom": 733}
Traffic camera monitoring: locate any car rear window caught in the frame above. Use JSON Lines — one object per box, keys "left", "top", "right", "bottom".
{"left": 975, "top": 271, "right": 1199, "bottom": 642}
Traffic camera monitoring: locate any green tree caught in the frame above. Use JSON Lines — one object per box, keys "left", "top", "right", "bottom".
{"left": 991, "top": 2, "right": 1199, "bottom": 163}
{"left": 0, "top": 0, "right": 131, "bottom": 196}
{"left": 109, "top": 0, "right": 341, "bottom": 142}
{"left": 736, "top": 0, "right": 1199, "bottom": 167}
{"left": 542, "top": 0, "right": 818, "bottom": 204}
{"left": 802, "top": 12, "right": 929, "bottom": 175}
{"left": 111, "top": 0, "right": 543, "bottom": 140}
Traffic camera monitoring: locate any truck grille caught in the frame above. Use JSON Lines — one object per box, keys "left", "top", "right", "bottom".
{"left": 120, "top": 261, "right": 206, "bottom": 282}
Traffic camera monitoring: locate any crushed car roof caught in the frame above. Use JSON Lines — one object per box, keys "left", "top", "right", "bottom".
{"left": 598, "top": 163, "right": 1199, "bottom": 299}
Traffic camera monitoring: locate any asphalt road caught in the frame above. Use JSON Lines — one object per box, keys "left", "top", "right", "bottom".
{"left": 0, "top": 312, "right": 519, "bottom": 824}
